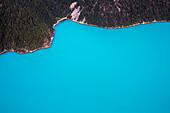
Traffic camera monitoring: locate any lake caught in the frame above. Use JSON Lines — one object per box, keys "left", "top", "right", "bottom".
{"left": 0, "top": 20, "right": 170, "bottom": 113}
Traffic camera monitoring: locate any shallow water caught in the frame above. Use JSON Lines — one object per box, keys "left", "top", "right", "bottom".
{"left": 0, "top": 20, "right": 170, "bottom": 113}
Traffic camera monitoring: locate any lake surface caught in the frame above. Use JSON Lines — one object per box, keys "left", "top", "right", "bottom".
{"left": 0, "top": 20, "right": 170, "bottom": 113}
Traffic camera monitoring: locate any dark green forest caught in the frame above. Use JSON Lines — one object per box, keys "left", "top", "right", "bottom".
{"left": 0, "top": 0, "right": 75, "bottom": 53}
{"left": 0, "top": 0, "right": 169, "bottom": 54}
{"left": 78, "top": 0, "right": 169, "bottom": 27}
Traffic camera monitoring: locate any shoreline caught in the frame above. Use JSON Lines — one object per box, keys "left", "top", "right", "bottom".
{"left": 0, "top": 19, "right": 169, "bottom": 55}
{"left": 69, "top": 19, "right": 168, "bottom": 29}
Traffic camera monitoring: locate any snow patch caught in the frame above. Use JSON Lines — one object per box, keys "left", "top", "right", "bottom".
{"left": 114, "top": 0, "right": 121, "bottom": 12}
{"left": 82, "top": 17, "right": 86, "bottom": 23}
{"left": 70, "top": 2, "right": 77, "bottom": 10}
{"left": 71, "top": 6, "right": 82, "bottom": 21}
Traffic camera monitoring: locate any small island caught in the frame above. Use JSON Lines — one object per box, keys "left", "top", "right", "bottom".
{"left": 0, "top": 0, "right": 169, "bottom": 54}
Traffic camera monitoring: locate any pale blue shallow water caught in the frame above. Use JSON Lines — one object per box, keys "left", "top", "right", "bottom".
{"left": 0, "top": 20, "right": 170, "bottom": 113}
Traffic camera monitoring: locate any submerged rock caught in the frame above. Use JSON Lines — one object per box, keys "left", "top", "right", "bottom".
{"left": 0, "top": 0, "right": 169, "bottom": 54}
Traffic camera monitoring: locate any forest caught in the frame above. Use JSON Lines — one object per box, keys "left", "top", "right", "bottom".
{"left": 0, "top": 0, "right": 169, "bottom": 54}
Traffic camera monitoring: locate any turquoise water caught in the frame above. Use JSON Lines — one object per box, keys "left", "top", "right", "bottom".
{"left": 0, "top": 20, "right": 170, "bottom": 113}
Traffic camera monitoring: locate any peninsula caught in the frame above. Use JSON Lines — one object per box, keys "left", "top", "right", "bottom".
{"left": 0, "top": 0, "right": 169, "bottom": 54}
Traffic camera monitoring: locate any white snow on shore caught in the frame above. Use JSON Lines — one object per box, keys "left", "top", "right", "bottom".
{"left": 71, "top": 6, "right": 81, "bottom": 21}
{"left": 70, "top": 2, "right": 77, "bottom": 10}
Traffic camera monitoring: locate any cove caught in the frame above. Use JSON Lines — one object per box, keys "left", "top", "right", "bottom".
{"left": 0, "top": 20, "right": 170, "bottom": 113}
